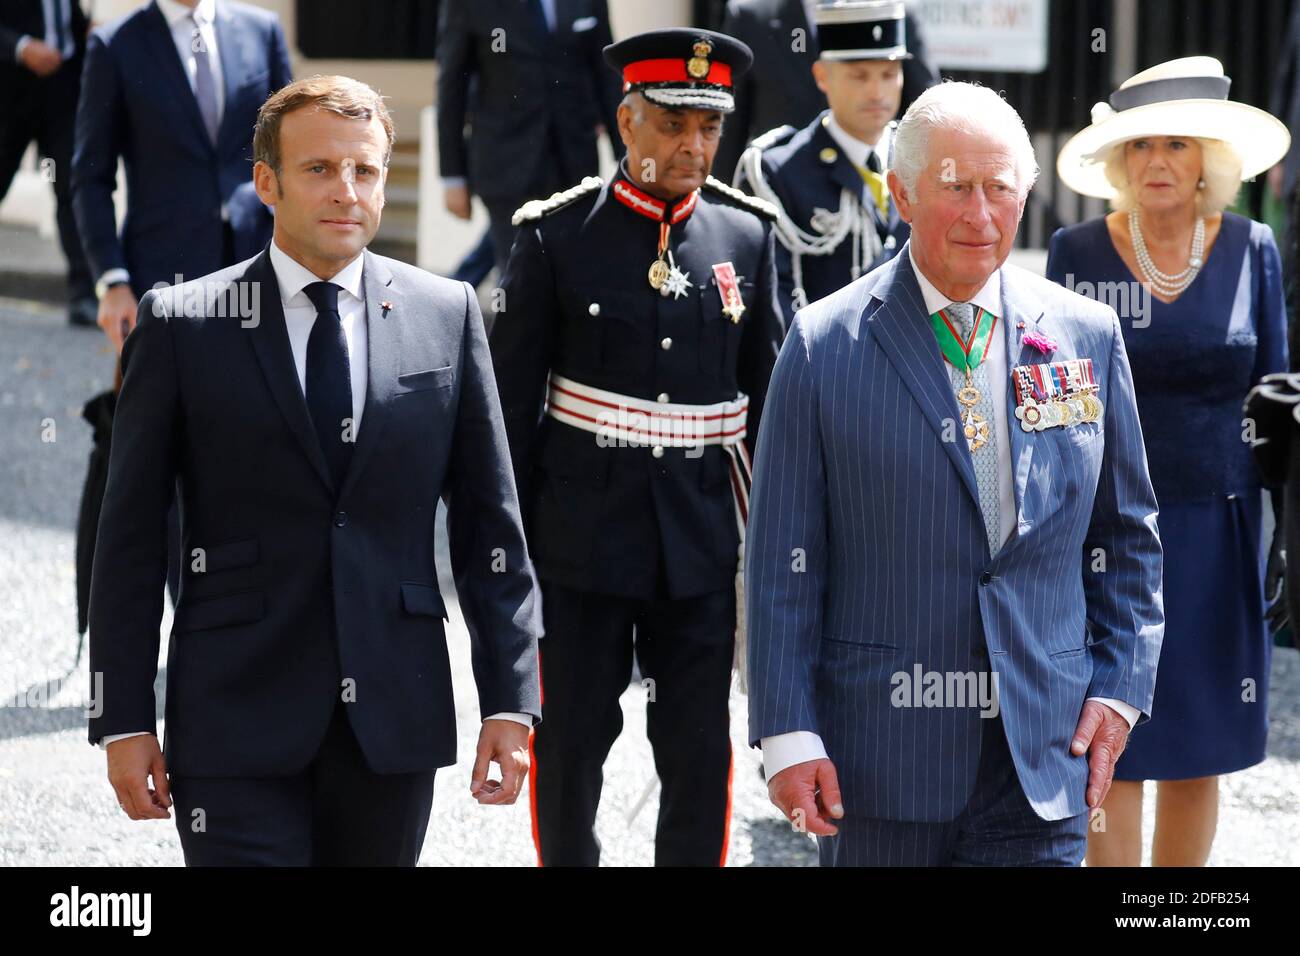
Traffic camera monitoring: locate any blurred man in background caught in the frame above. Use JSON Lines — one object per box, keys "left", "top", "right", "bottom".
{"left": 734, "top": 0, "right": 916, "bottom": 324}
{"left": 0, "top": 0, "right": 96, "bottom": 326}
{"left": 72, "top": 0, "right": 292, "bottom": 353}
{"left": 714, "top": 0, "right": 936, "bottom": 181}
{"left": 436, "top": 0, "right": 623, "bottom": 294}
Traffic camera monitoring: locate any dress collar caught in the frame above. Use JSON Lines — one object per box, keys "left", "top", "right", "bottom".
{"left": 611, "top": 162, "right": 700, "bottom": 224}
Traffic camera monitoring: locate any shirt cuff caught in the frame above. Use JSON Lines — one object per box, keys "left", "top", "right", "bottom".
{"left": 15, "top": 35, "right": 31, "bottom": 62}
{"left": 98, "top": 731, "right": 153, "bottom": 750}
{"left": 1087, "top": 696, "right": 1140, "bottom": 729}
{"left": 484, "top": 712, "right": 531, "bottom": 727}
{"left": 441, "top": 176, "right": 467, "bottom": 189}
{"left": 760, "top": 731, "right": 828, "bottom": 779}
{"left": 96, "top": 268, "right": 131, "bottom": 297}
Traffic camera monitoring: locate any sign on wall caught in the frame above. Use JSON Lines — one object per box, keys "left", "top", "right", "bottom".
{"left": 913, "top": 0, "right": 1050, "bottom": 73}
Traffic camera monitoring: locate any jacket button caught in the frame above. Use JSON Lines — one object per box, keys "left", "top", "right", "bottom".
{"left": 588, "top": 302, "right": 600, "bottom": 316}
{"left": 660, "top": 337, "right": 673, "bottom": 350}
{"left": 979, "top": 571, "right": 992, "bottom": 586}
{"left": 657, "top": 392, "right": 670, "bottom": 403}
{"left": 652, "top": 446, "right": 664, "bottom": 458}
{"left": 334, "top": 511, "right": 348, "bottom": 527}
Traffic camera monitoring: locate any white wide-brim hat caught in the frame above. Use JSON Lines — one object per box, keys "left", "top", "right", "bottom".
{"left": 1056, "top": 56, "right": 1291, "bottom": 199}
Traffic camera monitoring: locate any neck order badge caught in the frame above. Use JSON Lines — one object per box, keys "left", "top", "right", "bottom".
{"left": 612, "top": 178, "right": 699, "bottom": 297}
{"left": 930, "top": 306, "right": 998, "bottom": 453}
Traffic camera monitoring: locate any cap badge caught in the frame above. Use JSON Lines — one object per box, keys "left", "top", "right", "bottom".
{"left": 687, "top": 38, "right": 713, "bottom": 79}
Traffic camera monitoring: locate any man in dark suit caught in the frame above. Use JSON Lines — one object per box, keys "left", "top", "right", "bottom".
{"left": 436, "top": 0, "right": 622, "bottom": 276}
{"left": 72, "top": 0, "right": 292, "bottom": 354}
{"left": 0, "top": 0, "right": 95, "bottom": 325}
{"left": 88, "top": 75, "right": 543, "bottom": 866}
{"left": 714, "top": 0, "right": 937, "bottom": 181}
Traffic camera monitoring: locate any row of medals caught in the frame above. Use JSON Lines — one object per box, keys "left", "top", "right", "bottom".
{"left": 1015, "top": 389, "right": 1103, "bottom": 433}
{"left": 958, "top": 371, "right": 1103, "bottom": 453}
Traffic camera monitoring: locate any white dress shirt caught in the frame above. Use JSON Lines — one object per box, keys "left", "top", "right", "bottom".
{"left": 155, "top": 0, "right": 225, "bottom": 123}
{"left": 99, "top": 241, "right": 529, "bottom": 748}
{"left": 271, "top": 239, "right": 369, "bottom": 432}
{"left": 759, "top": 248, "right": 1139, "bottom": 779}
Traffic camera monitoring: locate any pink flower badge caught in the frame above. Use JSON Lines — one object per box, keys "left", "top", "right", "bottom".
{"left": 1023, "top": 332, "right": 1057, "bottom": 355}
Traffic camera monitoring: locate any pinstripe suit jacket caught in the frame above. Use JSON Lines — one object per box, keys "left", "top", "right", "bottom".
{"left": 745, "top": 244, "right": 1164, "bottom": 822}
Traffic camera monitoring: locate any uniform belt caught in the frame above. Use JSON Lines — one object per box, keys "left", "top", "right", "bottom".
{"left": 545, "top": 372, "right": 748, "bottom": 447}
{"left": 544, "top": 372, "right": 754, "bottom": 692}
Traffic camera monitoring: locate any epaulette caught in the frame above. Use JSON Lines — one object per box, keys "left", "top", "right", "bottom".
{"left": 750, "top": 124, "right": 797, "bottom": 151}
{"left": 511, "top": 176, "right": 603, "bottom": 226}
{"left": 702, "top": 175, "right": 778, "bottom": 221}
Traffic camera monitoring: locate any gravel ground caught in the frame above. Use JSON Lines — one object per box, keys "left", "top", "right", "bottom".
{"left": 0, "top": 274, "right": 1296, "bottom": 867}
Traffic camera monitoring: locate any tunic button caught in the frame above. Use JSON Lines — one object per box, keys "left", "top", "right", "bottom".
{"left": 657, "top": 392, "right": 670, "bottom": 403}
{"left": 588, "top": 302, "right": 600, "bottom": 316}
{"left": 660, "top": 337, "right": 673, "bottom": 350}
{"left": 652, "top": 446, "right": 664, "bottom": 458}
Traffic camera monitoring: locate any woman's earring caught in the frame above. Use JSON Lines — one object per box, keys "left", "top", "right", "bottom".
{"left": 1198, "top": 178, "right": 1206, "bottom": 189}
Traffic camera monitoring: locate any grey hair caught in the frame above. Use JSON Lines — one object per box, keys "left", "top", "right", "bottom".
{"left": 891, "top": 81, "right": 1040, "bottom": 199}
{"left": 1103, "top": 137, "right": 1242, "bottom": 215}
{"left": 621, "top": 91, "right": 646, "bottom": 123}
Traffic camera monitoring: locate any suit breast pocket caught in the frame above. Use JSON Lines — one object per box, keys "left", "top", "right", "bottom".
{"left": 696, "top": 280, "right": 749, "bottom": 378}
{"left": 1061, "top": 420, "right": 1102, "bottom": 447}
{"left": 396, "top": 365, "right": 454, "bottom": 394}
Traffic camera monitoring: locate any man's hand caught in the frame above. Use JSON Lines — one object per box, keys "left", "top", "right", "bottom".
{"left": 766, "top": 757, "right": 844, "bottom": 836}
{"left": 107, "top": 734, "right": 172, "bottom": 820}
{"left": 19, "top": 38, "right": 62, "bottom": 77}
{"left": 98, "top": 284, "right": 138, "bottom": 354}
{"left": 444, "top": 183, "right": 472, "bottom": 220}
{"left": 1071, "top": 699, "right": 1130, "bottom": 809}
{"left": 470, "top": 718, "right": 529, "bottom": 805}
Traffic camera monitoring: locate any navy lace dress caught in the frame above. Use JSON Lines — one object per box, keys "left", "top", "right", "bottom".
{"left": 1046, "top": 212, "right": 1286, "bottom": 779}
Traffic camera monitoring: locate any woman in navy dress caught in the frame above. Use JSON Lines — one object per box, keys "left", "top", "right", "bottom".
{"left": 1048, "top": 57, "right": 1290, "bottom": 866}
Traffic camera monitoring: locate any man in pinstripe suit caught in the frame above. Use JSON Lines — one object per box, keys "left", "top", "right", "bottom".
{"left": 745, "top": 82, "right": 1164, "bottom": 866}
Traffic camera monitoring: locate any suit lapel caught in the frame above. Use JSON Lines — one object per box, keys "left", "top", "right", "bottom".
{"left": 244, "top": 249, "right": 335, "bottom": 492}
{"left": 143, "top": 1, "right": 214, "bottom": 154}
{"left": 336, "top": 250, "right": 399, "bottom": 502}
{"left": 1000, "top": 269, "right": 1052, "bottom": 546}
{"left": 867, "top": 246, "right": 981, "bottom": 509}
{"left": 212, "top": 2, "right": 246, "bottom": 150}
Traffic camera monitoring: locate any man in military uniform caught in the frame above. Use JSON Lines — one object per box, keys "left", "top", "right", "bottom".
{"left": 490, "top": 28, "right": 784, "bottom": 867}
{"left": 733, "top": 0, "right": 918, "bottom": 325}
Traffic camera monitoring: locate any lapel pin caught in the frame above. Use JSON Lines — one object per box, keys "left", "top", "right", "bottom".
{"left": 380, "top": 300, "right": 394, "bottom": 317}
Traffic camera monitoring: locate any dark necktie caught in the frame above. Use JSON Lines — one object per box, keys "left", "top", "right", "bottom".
{"left": 50, "top": 0, "right": 68, "bottom": 57}
{"left": 190, "top": 13, "right": 220, "bottom": 145}
{"left": 528, "top": 0, "right": 552, "bottom": 35}
{"left": 302, "top": 281, "right": 354, "bottom": 492}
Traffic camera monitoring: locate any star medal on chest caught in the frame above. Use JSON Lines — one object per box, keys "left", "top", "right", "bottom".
{"left": 613, "top": 178, "right": 699, "bottom": 297}
{"left": 712, "top": 261, "right": 746, "bottom": 322}
{"left": 930, "top": 305, "right": 998, "bottom": 453}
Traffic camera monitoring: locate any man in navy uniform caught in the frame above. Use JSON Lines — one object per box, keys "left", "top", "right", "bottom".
{"left": 490, "top": 28, "right": 784, "bottom": 867}
{"left": 734, "top": 0, "right": 916, "bottom": 325}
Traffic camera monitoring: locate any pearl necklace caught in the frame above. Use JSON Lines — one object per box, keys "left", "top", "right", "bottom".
{"left": 1128, "top": 208, "right": 1205, "bottom": 298}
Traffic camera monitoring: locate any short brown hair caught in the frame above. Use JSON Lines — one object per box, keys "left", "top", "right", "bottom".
{"left": 253, "top": 74, "right": 395, "bottom": 177}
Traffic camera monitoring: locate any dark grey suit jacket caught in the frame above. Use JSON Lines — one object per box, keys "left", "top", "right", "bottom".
{"left": 88, "top": 247, "right": 543, "bottom": 777}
